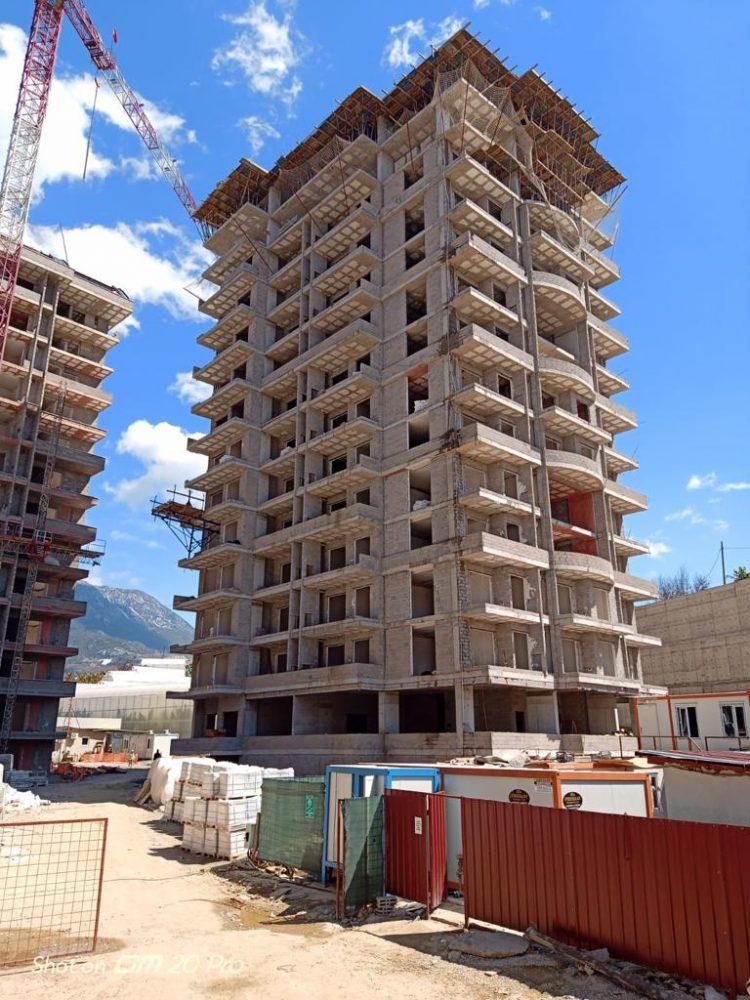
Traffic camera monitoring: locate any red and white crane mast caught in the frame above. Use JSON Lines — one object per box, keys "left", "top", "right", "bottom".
{"left": 0, "top": 0, "right": 207, "bottom": 363}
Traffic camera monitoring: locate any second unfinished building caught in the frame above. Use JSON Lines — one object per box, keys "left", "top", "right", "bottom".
{"left": 171, "top": 29, "right": 662, "bottom": 770}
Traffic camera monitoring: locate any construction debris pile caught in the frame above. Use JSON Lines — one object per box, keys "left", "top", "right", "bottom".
{"left": 168, "top": 760, "right": 293, "bottom": 860}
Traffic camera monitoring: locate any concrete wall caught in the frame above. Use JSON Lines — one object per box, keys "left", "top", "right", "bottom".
{"left": 637, "top": 580, "right": 750, "bottom": 693}
{"left": 661, "top": 766, "right": 750, "bottom": 826}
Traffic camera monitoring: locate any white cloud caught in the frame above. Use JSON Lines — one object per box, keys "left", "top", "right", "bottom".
{"left": 536, "top": 6, "right": 552, "bottom": 20}
{"left": 239, "top": 115, "right": 281, "bottom": 157}
{"left": 0, "top": 22, "right": 195, "bottom": 202}
{"left": 717, "top": 482, "right": 750, "bottom": 493}
{"left": 170, "top": 372, "right": 212, "bottom": 405}
{"left": 87, "top": 567, "right": 144, "bottom": 588}
{"left": 687, "top": 472, "right": 717, "bottom": 490}
{"left": 120, "top": 156, "right": 161, "bottom": 182}
{"left": 686, "top": 472, "right": 750, "bottom": 495}
{"left": 27, "top": 220, "right": 211, "bottom": 321}
{"left": 665, "top": 506, "right": 701, "bottom": 524}
{"left": 712, "top": 519, "right": 730, "bottom": 533}
{"left": 110, "top": 529, "right": 162, "bottom": 550}
{"left": 108, "top": 420, "right": 207, "bottom": 510}
{"left": 644, "top": 539, "right": 671, "bottom": 559}
{"left": 383, "top": 16, "right": 463, "bottom": 70}
{"left": 212, "top": 2, "right": 306, "bottom": 110}
{"left": 474, "top": 0, "right": 490, "bottom": 7}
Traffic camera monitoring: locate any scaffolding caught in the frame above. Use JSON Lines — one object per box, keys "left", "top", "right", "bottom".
{"left": 151, "top": 488, "right": 219, "bottom": 558}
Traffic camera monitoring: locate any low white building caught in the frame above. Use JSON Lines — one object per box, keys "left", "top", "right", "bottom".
{"left": 645, "top": 749, "right": 750, "bottom": 827}
{"left": 58, "top": 657, "right": 193, "bottom": 739}
{"left": 637, "top": 690, "right": 750, "bottom": 753}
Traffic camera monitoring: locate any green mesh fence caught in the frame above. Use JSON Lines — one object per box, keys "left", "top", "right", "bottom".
{"left": 256, "top": 777, "right": 325, "bottom": 873}
{"left": 342, "top": 795, "right": 384, "bottom": 911}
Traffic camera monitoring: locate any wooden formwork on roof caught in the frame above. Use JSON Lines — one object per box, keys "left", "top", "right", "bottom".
{"left": 194, "top": 26, "right": 624, "bottom": 234}
{"left": 194, "top": 159, "right": 271, "bottom": 230}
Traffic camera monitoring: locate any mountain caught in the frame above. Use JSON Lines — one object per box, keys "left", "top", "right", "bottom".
{"left": 67, "top": 584, "right": 194, "bottom": 669}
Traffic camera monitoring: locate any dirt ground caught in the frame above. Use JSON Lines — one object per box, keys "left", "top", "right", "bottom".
{"left": 1, "top": 772, "right": 648, "bottom": 1000}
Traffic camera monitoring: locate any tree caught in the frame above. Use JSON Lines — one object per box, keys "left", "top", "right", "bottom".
{"left": 733, "top": 566, "right": 750, "bottom": 582}
{"left": 64, "top": 670, "right": 106, "bottom": 684}
{"left": 656, "top": 566, "right": 711, "bottom": 601}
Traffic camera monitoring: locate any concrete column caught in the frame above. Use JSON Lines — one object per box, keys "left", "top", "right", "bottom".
{"left": 378, "top": 691, "right": 399, "bottom": 734}
{"left": 457, "top": 681, "right": 475, "bottom": 733}
{"left": 242, "top": 700, "right": 258, "bottom": 737}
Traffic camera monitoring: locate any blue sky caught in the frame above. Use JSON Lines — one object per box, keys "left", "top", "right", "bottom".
{"left": 1, "top": 0, "right": 748, "bottom": 611}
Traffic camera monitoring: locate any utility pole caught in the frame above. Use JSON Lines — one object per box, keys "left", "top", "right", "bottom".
{"left": 720, "top": 540, "right": 726, "bottom": 585}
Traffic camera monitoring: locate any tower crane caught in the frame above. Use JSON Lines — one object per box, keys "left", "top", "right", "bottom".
{"left": 0, "top": 0, "right": 207, "bottom": 753}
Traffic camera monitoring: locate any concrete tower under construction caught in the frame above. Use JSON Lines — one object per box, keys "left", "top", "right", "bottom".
{"left": 170, "top": 29, "right": 661, "bottom": 772}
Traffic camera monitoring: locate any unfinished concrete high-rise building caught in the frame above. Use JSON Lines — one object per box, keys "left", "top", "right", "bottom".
{"left": 170, "top": 30, "right": 661, "bottom": 771}
{"left": 0, "top": 246, "right": 128, "bottom": 771}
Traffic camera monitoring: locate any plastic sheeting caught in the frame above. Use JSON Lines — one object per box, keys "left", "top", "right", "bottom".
{"left": 342, "top": 795, "right": 384, "bottom": 912}
{"left": 256, "top": 777, "right": 325, "bottom": 873}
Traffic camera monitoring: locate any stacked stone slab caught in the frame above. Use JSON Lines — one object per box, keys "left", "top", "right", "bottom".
{"left": 177, "top": 760, "right": 293, "bottom": 859}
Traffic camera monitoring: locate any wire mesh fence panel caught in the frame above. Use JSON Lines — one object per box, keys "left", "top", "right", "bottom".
{"left": 342, "top": 795, "right": 383, "bottom": 913}
{"left": 256, "top": 778, "right": 325, "bottom": 874}
{"left": 0, "top": 818, "right": 107, "bottom": 968}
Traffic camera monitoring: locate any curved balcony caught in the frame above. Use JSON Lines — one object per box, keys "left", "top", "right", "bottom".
{"left": 273, "top": 135, "right": 378, "bottom": 225}
{"left": 457, "top": 422, "right": 540, "bottom": 467}
{"left": 452, "top": 285, "right": 520, "bottom": 335}
{"left": 458, "top": 486, "right": 536, "bottom": 518}
{"left": 305, "top": 454, "right": 378, "bottom": 500}
{"left": 265, "top": 326, "right": 300, "bottom": 365}
{"left": 188, "top": 416, "right": 250, "bottom": 456}
{"left": 204, "top": 199, "right": 268, "bottom": 256}
{"left": 462, "top": 531, "right": 549, "bottom": 571}
{"left": 595, "top": 363, "right": 629, "bottom": 397}
{"left": 187, "top": 456, "right": 252, "bottom": 494}
{"left": 524, "top": 200, "right": 579, "bottom": 246}
{"left": 588, "top": 314, "right": 628, "bottom": 360}
{"left": 200, "top": 261, "right": 261, "bottom": 320}
{"left": 449, "top": 324, "right": 532, "bottom": 374}
{"left": 445, "top": 153, "right": 517, "bottom": 207}
{"left": 597, "top": 395, "right": 638, "bottom": 435}
{"left": 554, "top": 550, "right": 614, "bottom": 585}
{"left": 305, "top": 364, "right": 376, "bottom": 414}
{"left": 302, "top": 319, "right": 377, "bottom": 376}
{"left": 528, "top": 229, "right": 594, "bottom": 284}
{"left": 198, "top": 303, "right": 253, "bottom": 353}
{"left": 545, "top": 449, "right": 604, "bottom": 498}
{"left": 589, "top": 287, "right": 620, "bottom": 322}
{"left": 604, "top": 446, "right": 638, "bottom": 477}
{"left": 465, "top": 603, "right": 547, "bottom": 628}
{"left": 193, "top": 339, "right": 253, "bottom": 386}
{"left": 532, "top": 271, "right": 587, "bottom": 334}
{"left": 314, "top": 202, "right": 378, "bottom": 261}
{"left": 613, "top": 534, "right": 651, "bottom": 558}
{"left": 192, "top": 376, "right": 251, "bottom": 420}
{"left": 179, "top": 540, "right": 249, "bottom": 572}
{"left": 615, "top": 570, "right": 658, "bottom": 600}
{"left": 450, "top": 233, "right": 526, "bottom": 289}
{"left": 312, "top": 280, "right": 378, "bottom": 336}
{"left": 453, "top": 383, "right": 525, "bottom": 423}
{"left": 605, "top": 480, "right": 648, "bottom": 514}
{"left": 448, "top": 199, "right": 514, "bottom": 249}
{"left": 313, "top": 245, "right": 378, "bottom": 299}
{"left": 538, "top": 356, "right": 595, "bottom": 401}
{"left": 306, "top": 416, "right": 377, "bottom": 457}
{"left": 542, "top": 406, "right": 610, "bottom": 448}
{"left": 266, "top": 288, "right": 301, "bottom": 329}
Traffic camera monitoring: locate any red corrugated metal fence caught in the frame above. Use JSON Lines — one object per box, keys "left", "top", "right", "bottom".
{"left": 461, "top": 798, "right": 750, "bottom": 996}
{"left": 385, "top": 789, "right": 446, "bottom": 914}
